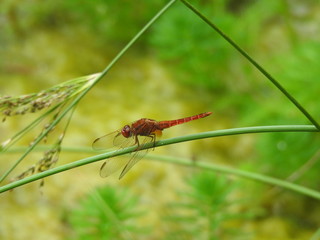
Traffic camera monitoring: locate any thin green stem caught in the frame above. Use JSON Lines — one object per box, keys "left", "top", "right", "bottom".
{"left": 310, "top": 228, "right": 320, "bottom": 240}
{"left": 0, "top": 0, "right": 177, "bottom": 183}
{"left": 0, "top": 102, "right": 66, "bottom": 183}
{"left": 0, "top": 125, "right": 318, "bottom": 196}
{"left": 95, "top": 0, "right": 177, "bottom": 84}
{"left": 180, "top": 0, "right": 320, "bottom": 130}
{"left": 0, "top": 101, "right": 64, "bottom": 151}
{"left": 5, "top": 146, "right": 95, "bottom": 154}
{"left": 150, "top": 155, "right": 320, "bottom": 200}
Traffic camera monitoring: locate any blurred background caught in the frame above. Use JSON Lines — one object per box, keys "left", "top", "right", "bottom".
{"left": 0, "top": 0, "right": 320, "bottom": 239}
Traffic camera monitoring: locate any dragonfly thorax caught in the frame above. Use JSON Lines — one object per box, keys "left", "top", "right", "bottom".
{"left": 121, "top": 125, "right": 132, "bottom": 138}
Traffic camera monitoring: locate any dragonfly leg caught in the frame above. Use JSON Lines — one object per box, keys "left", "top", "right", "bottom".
{"left": 134, "top": 135, "right": 140, "bottom": 151}
{"left": 135, "top": 134, "right": 156, "bottom": 151}
{"left": 147, "top": 134, "right": 156, "bottom": 151}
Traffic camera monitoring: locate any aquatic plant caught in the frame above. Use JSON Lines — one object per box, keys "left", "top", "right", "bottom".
{"left": 68, "top": 185, "right": 147, "bottom": 240}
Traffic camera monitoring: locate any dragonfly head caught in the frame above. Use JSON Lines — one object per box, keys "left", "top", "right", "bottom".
{"left": 121, "top": 125, "right": 132, "bottom": 138}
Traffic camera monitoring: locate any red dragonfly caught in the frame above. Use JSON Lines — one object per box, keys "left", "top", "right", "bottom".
{"left": 93, "top": 112, "right": 212, "bottom": 179}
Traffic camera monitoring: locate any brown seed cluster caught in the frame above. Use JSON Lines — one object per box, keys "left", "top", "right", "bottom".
{"left": 12, "top": 147, "right": 60, "bottom": 182}
{"left": 2, "top": 74, "right": 98, "bottom": 183}
{"left": 0, "top": 73, "right": 98, "bottom": 122}
{"left": 1, "top": 86, "right": 70, "bottom": 121}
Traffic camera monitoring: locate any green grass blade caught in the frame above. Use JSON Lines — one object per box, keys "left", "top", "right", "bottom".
{"left": 0, "top": 125, "right": 318, "bottom": 198}
{"left": 0, "top": 103, "right": 67, "bottom": 183}
{"left": 180, "top": 0, "right": 320, "bottom": 130}
{"left": 95, "top": 0, "right": 177, "bottom": 82}
{"left": 310, "top": 228, "right": 320, "bottom": 240}
{"left": 151, "top": 155, "right": 320, "bottom": 200}
{"left": 0, "top": 102, "right": 64, "bottom": 152}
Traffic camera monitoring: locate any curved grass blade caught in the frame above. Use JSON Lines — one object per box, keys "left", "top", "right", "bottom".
{"left": 180, "top": 0, "right": 320, "bottom": 130}
{"left": 0, "top": 125, "right": 318, "bottom": 199}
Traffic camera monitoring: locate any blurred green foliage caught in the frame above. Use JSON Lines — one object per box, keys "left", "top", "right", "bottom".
{"left": 149, "top": 1, "right": 237, "bottom": 91}
{"left": 61, "top": 0, "right": 168, "bottom": 45}
{"left": 257, "top": 132, "right": 320, "bottom": 188}
{"left": 163, "top": 172, "right": 254, "bottom": 240}
{"left": 148, "top": 0, "right": 288, "bottom": 91}
{"left": 68, "top": 186, "right": 148, "bottom": 240}
{"left": 68, "top": 172, "right": 253, "bottom": 240}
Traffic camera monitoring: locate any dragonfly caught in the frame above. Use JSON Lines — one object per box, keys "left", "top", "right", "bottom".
{"left": 93, "top": 112, "right": 212, "bottom": 179}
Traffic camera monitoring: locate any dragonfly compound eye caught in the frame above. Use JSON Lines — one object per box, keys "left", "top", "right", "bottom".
{"left": 121, "top": 125, "right": 131, "bottom": 138}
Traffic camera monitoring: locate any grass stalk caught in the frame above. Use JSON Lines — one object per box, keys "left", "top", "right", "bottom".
{"left": 151, "top": 155, "right": 320, "bottom": 200}
{"left": 310, "top": 228, "right": 320, "bottom": 240}
{"left": 0, "top": 102, "right": 67, "bottom": 183}
{"left": 180, "top": 0, "right": 320, "bottom": 130}
{"left": 0, "top": 125, "right": 318, "bottom": 197}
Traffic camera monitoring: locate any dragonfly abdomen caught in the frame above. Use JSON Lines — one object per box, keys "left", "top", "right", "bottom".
{"left": 158, "top": 112, "right": 212, "bottom": 129}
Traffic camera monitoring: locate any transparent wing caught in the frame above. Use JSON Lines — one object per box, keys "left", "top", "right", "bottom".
{"left": 93, "top": 130, "right": 136, "bottom": 178}
{"left": 98, "top": 136, "right": 135, "bottom": 178}
{"left": 94, "top": 130, "right": 156, "bottom": 179}
{"left": 99, "top": 157, "right": 132, "bottom": 178}
{"left": 92, "top": 130, "right": 134, "bottom": 150}
{"left": 118, "top": 135, "right": 154, "bottom": 179}
{"left": 113, "top": 133, "right": 134, "bottom": 148}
